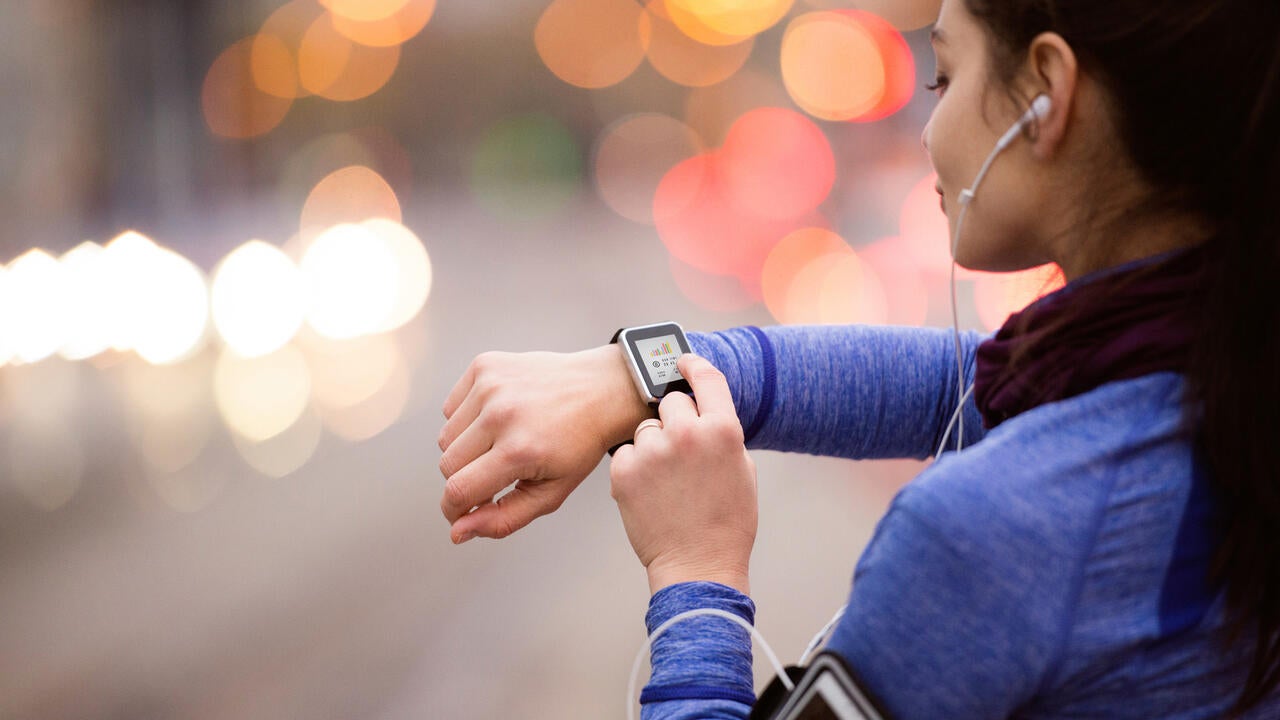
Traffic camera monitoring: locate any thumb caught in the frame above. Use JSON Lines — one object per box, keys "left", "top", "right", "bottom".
{"left": 448, "top": 480, "right": 560, "bottom": 543}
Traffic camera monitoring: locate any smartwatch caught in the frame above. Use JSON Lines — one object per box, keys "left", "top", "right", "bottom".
{"left": 611, "top": 322, "right": 694, "bottom": 406}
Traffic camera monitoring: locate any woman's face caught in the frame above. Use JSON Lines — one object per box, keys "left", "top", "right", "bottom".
{"left": 922, "top": 0, "right": 1053, "bottom": 272}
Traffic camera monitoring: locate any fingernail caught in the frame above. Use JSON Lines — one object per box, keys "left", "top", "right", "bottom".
{"left": 454, "top": 531, "right": 475, "bottom": 544}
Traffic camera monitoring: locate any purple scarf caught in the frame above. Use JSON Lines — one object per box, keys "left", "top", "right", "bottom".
{"left": 973, "top": 248, "right": 1202, "bottom": 428}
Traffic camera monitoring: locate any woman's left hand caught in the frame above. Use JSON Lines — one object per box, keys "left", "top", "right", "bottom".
{"left": 609, "top": 353, "right": 758, "bottom": 596}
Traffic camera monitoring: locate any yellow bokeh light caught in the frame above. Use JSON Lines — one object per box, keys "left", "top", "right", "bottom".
{"left": 595, "top": 113, "right": 703, "bottom": 224}
{"left": 536, "top": 0, "right": 651, "bottom": 90}
{"left": 315, "top": 345, "right": 411, "bottom": 442}
{"left": 58, "top": 242, "right": 113, "bottom": 361}
{"left": 645, "top": 2, "right": 754, "bottom": 88}
{"left": 300, "top": 164, "right": 401, "bottom": 239}
{"left": 663, "top": 0, "right": 794, "bottom": 45}
{"left": 211, "top": 240, "right": 308, "bottom": 358}
{"left": 301, "top": 223, "right": 400, "bottom": 339}
{"left": 4, "top": 249, "right": 72, "bottom": 364}
{"left": 214, "top": 345, "right": 312, "bottom": 442}
{"left": 320, "top": 0, "right": 411, "bottom": 24}
{"left": 298, "top": 14, "right": 401, "bottom": 101}
{"left": 330, "top": 0, "right": 436, "bottom": 47}
{"left": 233, "top": 407, "right": 322, "bottom": 478}
{"left": 359, "top": 219, "right": 433, "bottom": 333}
{"left": 203, "top": 37, "right": 293, "bottom": 139}
{"left": 306, "top": 333, "right": 401, "bottom": 410}
{"left": 781, "top": 11, "right": 885, "bottom": 121}
{"left": 116, "top": 357, "right": 214, "bottom": 474}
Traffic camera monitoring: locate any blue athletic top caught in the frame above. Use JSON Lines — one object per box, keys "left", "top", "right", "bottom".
{"left": 635, "top": 323, "right": 1277, "bottom": 719}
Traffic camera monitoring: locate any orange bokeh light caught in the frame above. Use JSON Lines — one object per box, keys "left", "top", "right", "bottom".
{"left": 320, "top": 0, "right": 411, "bottom": 24}
{"left": 899, "top": 172, "right": 977, "bottom": 278}
{"left": 330, "top": 0, "right": 436, "bottom": 47}
{"left": 298, "top": 14, "right": 401, "bottom": 101}
{"left": 252, "top": 0, "right": 325, "bottom": 99}
{"left": 203, "top": 38, "right": 293, "bottom": 139}
{"left": 719, "top": 107, "right": 836, "bottom": 220}
{"left": 645, "top": 2, "right": 754, "bottom": 88}
{"left": 763, "top": 230, "right": 889, "bottom": 324}
{"left": 761, "top": 227, "right": 853, "bottom": 321}
{"left": 663, "top": 0, "right": 794, "bottom": 45}
{"left": 594, "top": 113, "right": 703, "bottom": 224}
{"left": 781, "top": 10, "right": 914, "bottom": 123}
{"left": 535, "top": 0, "right": 651, "bottom": 90}
{"left": 972, "top": 264, "right": 1066, "bottom": 331}
{"left": 300, "top": 165, "right": 401, "bottom": 239}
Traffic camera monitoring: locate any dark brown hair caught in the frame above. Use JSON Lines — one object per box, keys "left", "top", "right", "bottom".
{"left": 962, "top": 0, "right": 1280, "bottom": 714}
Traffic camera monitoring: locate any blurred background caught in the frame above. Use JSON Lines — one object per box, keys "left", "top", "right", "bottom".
{"left": 0, "top": 0, "right": 1064, "bottom": 717}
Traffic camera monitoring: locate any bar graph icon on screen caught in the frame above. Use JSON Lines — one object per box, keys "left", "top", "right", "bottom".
{"left": 649, "top": 341, "right": 675, "bottom": 357}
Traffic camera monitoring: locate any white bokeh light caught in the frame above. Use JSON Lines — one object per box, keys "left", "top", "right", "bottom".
{"left": 361, "top": 218, "right": 433, "bottom": 333}
{"left": 301, "top": 223, "right": 399, "bottom": 339}
{"left": 214, "top": 345, "right": 312, "bottom": 442}
{"left": 133, "top": 248, "right": 210, "bottom": 365}
{"left": 5, "top": 249, "right": 73, "bottom": 364}
{"left": 59, "top": 241, "right": 114, "bottom": 361}
{"left": 211, "top": 240, "right": 308, "bottom": 357}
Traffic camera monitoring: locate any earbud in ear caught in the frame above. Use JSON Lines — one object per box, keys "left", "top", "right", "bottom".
{"left": 1029, "top": 94, "right": 1052, "bottom": 122}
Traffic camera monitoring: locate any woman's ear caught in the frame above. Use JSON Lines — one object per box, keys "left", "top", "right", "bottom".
{"left": 1022, "top": 31, "right": 1078, "bottom": 160}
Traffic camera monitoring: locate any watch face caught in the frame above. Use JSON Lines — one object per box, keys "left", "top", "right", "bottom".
{"left": 621, "top": 323, "right": 693, "bottom": 401}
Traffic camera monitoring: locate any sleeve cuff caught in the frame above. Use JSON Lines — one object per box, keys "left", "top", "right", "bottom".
{"left": 643, "top": 582, "right": 757, "bottom": 705}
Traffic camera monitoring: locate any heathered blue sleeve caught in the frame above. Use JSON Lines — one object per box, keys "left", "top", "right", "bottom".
{"left": 641, "top": 582, "right": 757, "bottom": 720}
{"left": 688, "top": 325, "right": 987, "bottom": 459}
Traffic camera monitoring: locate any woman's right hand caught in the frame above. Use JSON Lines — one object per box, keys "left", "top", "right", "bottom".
{"left": 438, "top": 344, "right": 653, "bottom": 544}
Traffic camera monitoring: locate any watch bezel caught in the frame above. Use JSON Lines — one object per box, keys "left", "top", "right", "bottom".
{"left": 617, "top": 322, "right": 693, "bottom": 404}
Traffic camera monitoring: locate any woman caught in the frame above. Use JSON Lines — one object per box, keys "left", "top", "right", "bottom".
{"left": 437, "top": 0, "right": 1280, "bottom": 716}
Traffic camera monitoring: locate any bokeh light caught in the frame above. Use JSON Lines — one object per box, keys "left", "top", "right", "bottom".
{"left": 314, "top": 341, "right": 411, "bottom": 442}
{"left": 203, "top": 37, "right": 293, "bottom": 139}
{"left": 782, "top": 10, "right": 914, "bottom": 123}
{"left": 301, "top": 223, "right": 399, "bottom": 339}
{"left": 252, "top": 0, "right": 325, "bottom": 99}
{"left": 899, "top": 172, "right": 969, "bottom": 278}
{"left": 860, "top": 237, "right": 929, "bottom": 326}
{"left": 5, "top": 249, "right": 72, "bottom": 364}
{"left": 298, "top": 14, "right": 401, "bottom": 101}
{"left": 536, "top": 0, "right": 650, "bottom": 90}
{"left": 668, "top": 254, "right": 758, "bottom": 312}
{"left": 644, "top": 2, "right": 754, "bottom": 88}
{"left": 306, "top": 333, "right": 401, "bottom": 411}
{"left": 849, "top": 0, "right": 940, "bottom": 31}
{"left": 116, "top": 357, "right": 214, "bottom": 474}
{"left": 594, "top": 113, "right": 703, "bottom": 224}
{"left": 469, "top": 113, "right": 583, "bottom": 222}
{"left": 214, "top": 345, "right": 312, "bottom": 442}
{"left": 684, "top": 68, "right": 793, "bottom": 147}
{"left": 663, "top": 0, "right": 794, "bottom": 45}
{"left": 4, "top": 361, "right": 84, "bottom": 510}
{"left": 300, "top": 165, "right": 402, "bottom": 239}
{"left": 127, "top": 248, "right": 210, "bottom": 366}
{"left": 233, "top": 407, "right": 323, "bottom": 478}
{"left": 760, "top": 227, "right": 853, "bottom": 321}
{"left": 719, "top": 107, "right": 835, "bottom": 220}
{"left": 330, "top": 0, "right": 436, "bottom": 47}
{"left": 211, "top": 240, "right": 308, "bottom": 357}
{"left": 973, "top": 264, "right": 1066, "bottom": 331}
{"left": 58, "top": 242, "right": 113, "bottom": 361}
{"left": 320, "top": 0, "right": 411, "bottom": 24}
{"left": 359, "top": 218, "right": 433, "bottom": 333}
{"left": 764, "top": 230, "right": 889, "bottom": 324}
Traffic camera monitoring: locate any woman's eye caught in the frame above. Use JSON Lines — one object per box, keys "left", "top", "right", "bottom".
{"left": 924, "top": 75, "right": 949, "bottom": 97}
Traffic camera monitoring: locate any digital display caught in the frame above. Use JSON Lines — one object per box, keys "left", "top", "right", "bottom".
{"left": 634, "top": 333, "right": 684, "bottom": 386}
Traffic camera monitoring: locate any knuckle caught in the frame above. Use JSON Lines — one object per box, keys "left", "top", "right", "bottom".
{"left": 438, "top": 453, "right": 456, "bottom": 479}
{"left": 492, "top": 515, "right": 518, "bottom": 539}
{"left": 441, "top": 478, "right": 468, "bottom": 513}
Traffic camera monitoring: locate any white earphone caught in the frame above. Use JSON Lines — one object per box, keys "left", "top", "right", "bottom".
{"left": 940, "top": 93, "right": 1052, "bottom": 456}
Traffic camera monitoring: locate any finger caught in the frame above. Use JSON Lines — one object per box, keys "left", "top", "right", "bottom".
{"left": 676, "top": 353, "right": 735, "bottom": 419}
{"left": 631, "top": 419, "right": 665, "bottom": 449}
{"left": 442, "top": 360, "right": 478, "bottom": 419}
{"left": 440, "top": 450, "right": 526, "bottom": 524}
{"left": 657, "top": 391, "right": 698, "bottom": 428}
{"left": 438, "top": 389, "right": 483, "bottom": 452}
{"left": 438, "top": 421, "right": 493, "bottom": 480}
{"left": 449, "top": 482, "right": 555, "bottom": 542}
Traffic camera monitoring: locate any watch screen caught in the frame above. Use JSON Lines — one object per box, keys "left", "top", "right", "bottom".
{"left": 634, "top": 334, "right": 684, "bottom": 386}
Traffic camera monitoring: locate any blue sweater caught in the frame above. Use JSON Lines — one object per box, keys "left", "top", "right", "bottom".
{"left": 636, "top": 324, "right": 1277, "bottom": 719}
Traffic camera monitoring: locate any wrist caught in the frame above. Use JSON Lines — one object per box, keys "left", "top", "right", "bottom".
{"left": 647, "top": 556, "right": 751, "bottom": 597}
{"left": 584, "top": 343, "right": 654, "bottom": 449}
